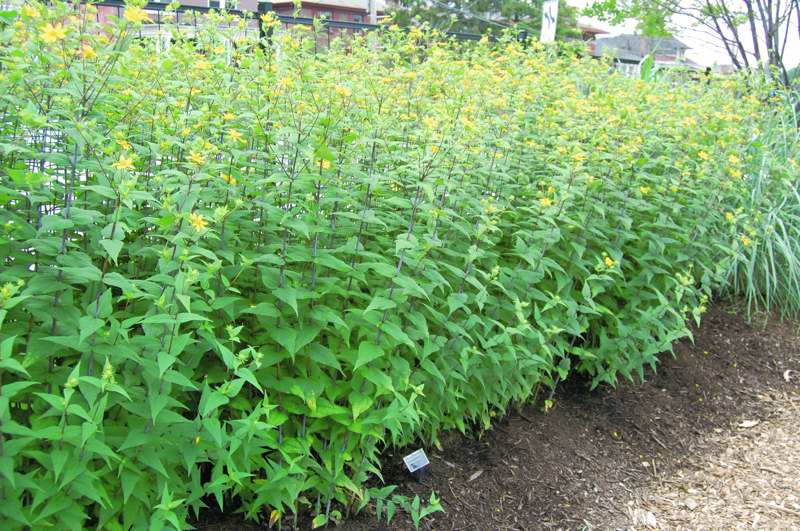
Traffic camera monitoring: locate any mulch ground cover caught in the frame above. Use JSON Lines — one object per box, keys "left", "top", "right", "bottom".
{"left": 198, "top": 303, "right": 800, "bottom": 530}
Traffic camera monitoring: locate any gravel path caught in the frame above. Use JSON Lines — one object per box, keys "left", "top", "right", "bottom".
{"left": 627, "top": 382, "right": 800, "bottom": 530}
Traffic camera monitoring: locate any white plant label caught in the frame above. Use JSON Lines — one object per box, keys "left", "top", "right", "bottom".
{"left": 402, "top": 448, "right": 430, "bottom": 473}
{"left": 541, "top": 0, "right": 559, "bottom": 43}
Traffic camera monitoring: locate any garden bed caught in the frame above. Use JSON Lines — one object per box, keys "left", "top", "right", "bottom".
{"left": 3, "top": 8, "right": 794, "bottom": 528}
{"left": 201, "top": 303, "right": 799, "bottom": 529}
{"left": 353, "top": 304, "right": 798, "bottom": 530}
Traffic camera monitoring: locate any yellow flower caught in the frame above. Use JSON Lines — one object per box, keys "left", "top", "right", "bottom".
{"left": 227, "top": 129, "right": 244, "bottom": 143}
{"left": 189, "top": 152, "right": 206, "bottom": 165}
{"left": 277, "top": 75, "right": 296, "bottom": 91}
{"left": 188, "top": 212, "right": 207, "bottom": 231}
{"left": 639, "top": 186, "right": 651, "bottom": 195}
{"left": 116, "top": 139, "right": 131, "bottom": 150}
{"left": 181, "top": 127, "right": 191, "bottom": 137}
{"left": 725, "top": 212, "right": 735, "bottom": 223}
{"left": 81, "top": 44, "right": 97, "bottom": 60}
{"left": 430, "top": 145, "right": 439, "bottom": 154}
{"left": 728, "top": 154, "right": 740, "bottom": 165}
{"left": 223, "top": 112, "right": 236, "bottom": 121}
{"left": 0, "top": 283, "right": 14, "bottom": 300}
{"left": 604, "top": 256, "right": 617, "bottom": 268}
{"left": 260, "top": 11, "right": 279, "bottom": 28}
{"left": 697, "top": 150, "right": 710, "bottom": 161}
{"left": 41, "top": 23, "right": 66, "bottom": 44}
{"left": 319, "top": 160, "right": 332, "bottom": 170}
{"left": 547, "top": 185, "right": 556, "bottom": 195}
{"left": 22, "top": 4, "right": 40, "bottom": 18}
{"left": 539, "top": 197, "right": 552, "bottom": 207}
{"left": 572, "top": 152, "right": 586, "bottom": 162}
{"left": 124, "top": 7, "right": 151, "bottom": 24}
{"left": 195, "top": 59, "right": 212, "bottom": 71}
{"left": 221, "top": 173, "right": 237, "bottom": 185}
{"left": 739, "top": 234, "right": 751, "bottom": 247}
{"left": 728, "top": 168, "right": 742, "bottom": 179}
{"left": 112, "top": 154, "right": 134, "bottom": 171}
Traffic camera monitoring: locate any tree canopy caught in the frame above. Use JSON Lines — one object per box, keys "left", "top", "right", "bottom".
{"left": 585, "top": 0, "right": 800, "bottom": 84}
{"left": 389, "top": 0, "right": 581, "bottom": 39}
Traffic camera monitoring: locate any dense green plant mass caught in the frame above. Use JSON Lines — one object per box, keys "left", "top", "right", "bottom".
{"left": 0, "top": 2, "right": 767, "bottom": 528}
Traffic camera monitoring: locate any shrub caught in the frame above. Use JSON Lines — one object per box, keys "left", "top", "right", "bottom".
{"left": 0, "top": 2, "right": 766, "bottom": 528}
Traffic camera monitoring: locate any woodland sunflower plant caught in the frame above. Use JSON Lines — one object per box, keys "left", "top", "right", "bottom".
{"left": 0, "top": 1, "right": 775, "bottom": 528}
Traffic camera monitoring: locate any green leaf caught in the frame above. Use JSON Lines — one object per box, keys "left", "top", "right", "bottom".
{"left": 0, "top": 336, "right": 15, "bottom": 358}
{"left": 393, "top": 275, "right": 429, "bottom": 299}
{"left": 119, "top": 429, "right": 150, "bottom": 451}
{"left": 235, "top": 367, "right": 262, "bottom": 392}
{"left": 354, "top": 342, "right": 384, "bottom": 371}
{"left": 0, "top": 456, "right": 15, "bottom": 489}
{"left": 240, "top": 302, "right": 280, "bottom": 318}
{"left": 2, "top": 381, "right": 37, "bottom": 399}
{"left": 421, "top": 359, "right": 445, "bottom": 386}
{"left": 365, "top": 296, "right": 396, "bottom": 314}
{"left": 157, "top": 351, "right": 177, "bottom": 377}
{"left": 271, "top": 328, "right": 297, "bottom": 355}
{"left": 0, "top": 358, "right": 29, "bottom": 377}
{"left": 203, "top": 417, "right": 224, "bottom": 447}
{"left": 176, "top": 312, "right": 208, "bottom": 323}
{"left": 81, "top": 422, "right": 97, "bottom": 448}
{"left": 100, "top": 239, "right": 123, "bottom": 265}
{"left": 149, "top": 394, "right": 169, "bottom": 425}
{"left": 274, "top": 287, "right": 299, "bottom": 317}
{"left": 201, "top": 391, "right": 229, "bottom": 417}
{"left": 102, "top": 272, "right": 135, "bottom": 293}
{"left": 349, "top": 392, "right": 373, "bottom": 420}
{"left": 50, "top": 450, "right": 69, "bottom": 482}
{"left": 162, "top": 370, "right": 198, "bottom": 390}
{"left": 308, "top": 343, "right": 341, "bottom": 372}
{"left": 106, "top": 383, "right": 132, "bottom": 400}
{"left": 121, "top": 470, "right": 141, "bottom": 503}
{"left": 361, "top": 367, "right": 394, "bottom": 392}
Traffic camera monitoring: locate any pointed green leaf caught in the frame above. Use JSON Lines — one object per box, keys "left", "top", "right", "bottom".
{"left": 354, "top": 342, "right": 384, "bottom": 371}
{"left": 100, "top": 239, "right": 123, "bottom": 265}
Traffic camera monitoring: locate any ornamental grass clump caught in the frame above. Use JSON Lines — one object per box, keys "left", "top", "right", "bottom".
{"left": 0, "top": 1, "right": 769, "bottom": 528}
{"left": 722, "top": 89, "right": 800, "bottom": 317}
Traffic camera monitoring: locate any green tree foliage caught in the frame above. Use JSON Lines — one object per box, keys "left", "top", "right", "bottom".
{"left": 585, "top": 0, "right": 800, "bottom": 84}
{"left": 583, "top": 0, "right": 673, "bottom": 35}
{"left": 390, "top": 0, "right": 581, "bottom": 38}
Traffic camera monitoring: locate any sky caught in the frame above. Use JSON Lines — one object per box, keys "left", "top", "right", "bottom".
{"left": 567, "top": 0, "right": 800, "bottom": 69}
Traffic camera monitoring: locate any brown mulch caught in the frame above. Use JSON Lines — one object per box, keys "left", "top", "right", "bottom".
{"left": 627, "top": 394, "right": 800, "bottom": 530}
{"left": 199, "top": 304, "right": 800, "bottom": 530}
